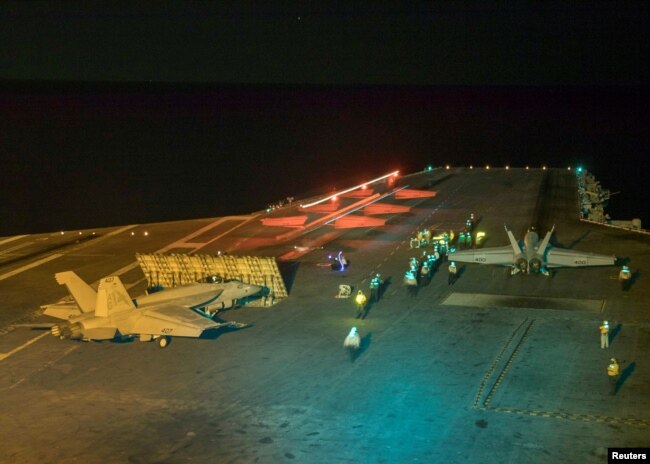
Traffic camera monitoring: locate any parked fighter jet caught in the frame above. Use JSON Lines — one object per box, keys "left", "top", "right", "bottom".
{"left": 43, "top": 271, "right": 266, "bottom": 347}
{"left": 449, "top": 225, "right": 616, "bottom": 276}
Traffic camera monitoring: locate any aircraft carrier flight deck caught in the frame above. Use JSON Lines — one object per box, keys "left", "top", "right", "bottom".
{"left": 1, "top": 167, "right": 648, "bottom": 463}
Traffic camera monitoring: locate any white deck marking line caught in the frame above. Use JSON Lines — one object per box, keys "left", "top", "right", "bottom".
{"left": 165, "top": 215, "right": 256, "bottom": 250}
{"left": 106, "top": 262, "right": 140, "bottom": 280}
{"left": 2, "top": 224, "right": 139, "bottom": 283}
{"left": 8, "top": 377, "right": 27, "bottom": 389}
{"left": 189, "top": 215, "right": 259, "bottom": 254}
{"left": 105, "top": 224, "right": 139, "bottom": 237}
{"left": 0, "top": 254, "right": 64, "bottom": 282}
{"left": 164, "top": 217, "right": 232, "bottom": 248}
{"left": 0, "top": 241, "right": 34, "bottom": 256}
{"left": 0, "top": 235, "right": 28, "bottom": 246}
{"left": 0, "top": 332, "right": 50, "bottom": 361}
{"left": 0, "top": 225, "right": 135, "bottom": 280}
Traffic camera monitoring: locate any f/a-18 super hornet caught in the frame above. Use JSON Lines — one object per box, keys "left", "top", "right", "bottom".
{"left": 43, "top": 271, "right": 266, "bottom": 347}
{"left": 449, "top": 225, "right": 616, "bottom": 276}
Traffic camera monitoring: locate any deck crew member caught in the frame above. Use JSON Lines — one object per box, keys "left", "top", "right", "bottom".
{"left": 355, "top": 290, "right": 367, "bottom": 319}
{"left": 600, "top": 320, "right": 610, "bottom": 349}
{"left": 448, "top": 261, "right": 458, "bottom": 285}
{"left": 607, "top": 358, "right": 620, "bottom": 395}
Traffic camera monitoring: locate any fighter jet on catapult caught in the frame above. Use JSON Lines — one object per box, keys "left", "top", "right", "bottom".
{"left": 42, "top": 271, "right": 266, "bottom": 348}
{"left": 449, "top": 225, "right": 616, "bottom": 276}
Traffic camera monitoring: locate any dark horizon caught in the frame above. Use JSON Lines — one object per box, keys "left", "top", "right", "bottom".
{"left": 1, "top": 83, "right": 648, "bottom": 236}
{"left": 2, "top": 3, "right": 650, "bottom": 235}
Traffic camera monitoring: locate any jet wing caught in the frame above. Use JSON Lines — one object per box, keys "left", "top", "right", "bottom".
{"left": 450, "top": 246, "right": 515, "bottom": 266}
{"left": 42, "top": 302, "right": 82, "bottom": 320}
{"left": 545, "top": 248, "right": 616, "bottom": 268}
{"left": 131, "top": 304, "right": 221, "bottom": 338}
{"left": 137, "top": 285, "right": 224, "bottom": 310}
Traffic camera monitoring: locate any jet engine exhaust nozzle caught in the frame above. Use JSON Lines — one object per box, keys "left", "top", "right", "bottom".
{"left": 515, "top": 257, "right": 528, "bottom": 272}
{"left": 51, "top": 322, "right": 83, "bottom": 340}
{"left": 529, "top": 258, "right": 542, "bottom": 273}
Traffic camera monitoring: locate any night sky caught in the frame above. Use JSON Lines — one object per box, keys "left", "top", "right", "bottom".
{"left": 1, "top": 3, "right": 649, "bottom": 235}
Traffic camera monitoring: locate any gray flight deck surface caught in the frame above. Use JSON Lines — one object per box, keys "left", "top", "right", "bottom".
{"left": 0, "top": 168, "right": 648, "bottom": 463}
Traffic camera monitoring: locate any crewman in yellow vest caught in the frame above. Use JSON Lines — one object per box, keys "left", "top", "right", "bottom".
{"left": 619, "top": 266, "right": 632, "bottom": 291}
{"left": 355, "top": 290, "right": 367, "bottom": 319}
{"left": 607, "top": 358, "right": 620, "bottom": 395}
{"left": 600, "top": 320, "right": 610, "bottom": 349}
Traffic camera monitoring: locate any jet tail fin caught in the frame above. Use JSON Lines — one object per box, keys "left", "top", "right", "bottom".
{"left": 95, "top": 276, "right": 135, "bottom": 317}
{"left": 537, "top": 225, "right": 555, "bottom": 257}
{"left": 55, "top": 271, "right": 97, "bottom": 313}
{"left": 505, "top": 225, "right": 522, "bottom": 255}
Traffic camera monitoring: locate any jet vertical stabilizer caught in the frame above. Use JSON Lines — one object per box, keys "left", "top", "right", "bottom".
{"left": 55, "top": 271, "right": 97, "bottom": 313}
{"left": 536, "top": 225, "right": 554, "bottom": 257}
{"left": 505, "top": 226, "right": 522, "bottom": 255}
{"left": 95, "top": 276, "right": 135, "bottom": 317}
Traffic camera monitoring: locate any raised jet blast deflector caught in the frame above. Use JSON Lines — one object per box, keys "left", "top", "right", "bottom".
{"left": 333, "top": 215, "right": 386, "bottom": 229}
{"left": 394, "top": 189, "right": 437, "bottom": 199}
{"left": 302, "top": 203, "right": 338, "bottom": 213}
{"left": 260, "top": 216, "right": 308, "bottom": 228}
{"left": 363, "top": 203, "right": 411, "bottom": 215}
